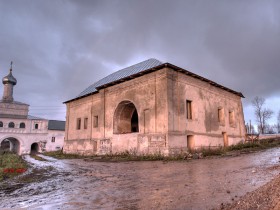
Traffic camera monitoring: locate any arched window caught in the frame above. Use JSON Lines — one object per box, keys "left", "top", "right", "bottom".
{"left": 8, "top": 122, "right": 15, "bottom": 128}
{"left": 34, "top": 123, "right": 39, "bottom": 129}
{"left": 20, "top": 122, "right": 26, "bottom": 128}
{"left": 113, "top": 101, "right": 139, "bottom": 134}
{"left": 0, "top": 121, "right": 3, "bottom": 128}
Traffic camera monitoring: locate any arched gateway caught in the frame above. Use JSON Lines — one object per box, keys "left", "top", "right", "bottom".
{"left": 0, "top": 137, "right": 20, "bottom": 154}
{"left": 30, "top": 142, "right": 39, "bottom": 154}
{"left": 113, "top": 101, "right": 139, "bottom": 134}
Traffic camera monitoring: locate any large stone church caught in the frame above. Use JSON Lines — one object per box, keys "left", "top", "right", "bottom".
{"left": 64, "top": 59, "right": 246, "bottom": 155}
{"left": 0, "top": 64, "right": 65, "bottom": 155}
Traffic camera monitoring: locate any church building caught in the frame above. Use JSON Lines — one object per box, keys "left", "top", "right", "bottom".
{"left": 0, "top": 63, "right": 65, "bottom": 155}
{"left": 63, "top": 59, "right": 246, "bottom": 155}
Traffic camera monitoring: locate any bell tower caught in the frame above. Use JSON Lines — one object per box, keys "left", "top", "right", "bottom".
{"left": 2, "top": 61, "right": 17, "bottom": 102}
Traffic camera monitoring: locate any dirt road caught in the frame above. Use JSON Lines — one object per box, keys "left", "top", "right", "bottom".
{"left": 1, "top": 148, "right": 280, "bottom": 210}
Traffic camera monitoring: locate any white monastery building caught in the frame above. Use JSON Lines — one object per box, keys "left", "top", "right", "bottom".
{"left": 0, "top": 64, "right": 65, "bottom": 155}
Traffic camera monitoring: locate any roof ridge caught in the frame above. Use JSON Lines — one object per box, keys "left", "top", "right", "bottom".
{"left": 74, "top": 58, "right": 163, "bottom": 98}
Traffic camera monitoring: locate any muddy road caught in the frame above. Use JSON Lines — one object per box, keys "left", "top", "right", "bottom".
{"left": 1, "top": 148, "right": 280, "bottom": 210}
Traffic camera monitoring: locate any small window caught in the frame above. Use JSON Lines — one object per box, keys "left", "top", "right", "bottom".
{"left": 77, "top": 118, "right": 81, "bottom": 130}
{"left": 84, "top": 118, "right": 88, "bottom": 129}
{"left": 229, "top": 110, "right": 235, "bottom": 126}
{"left": 20, "top": 122, "right": 25, "bottom": 128}
{"left": 186, "top": 100, "right": 192, "bottom": 120}
{"left": 93, "top": 116, "right": 98, "bottom": 128}
{"left": 0, "top": 121, "right": 3, "bottom": 128}
{"left": 51, "top": 137, "right": 56, "bottom": 142}
{"left": 8, "top": 122, "right": 15, "bottom": 128}
{"left": 218, "top": 108, "right": 225, "bottom": 124}
{"left": 34, "top": 123, "right": 39, "bottom": 129}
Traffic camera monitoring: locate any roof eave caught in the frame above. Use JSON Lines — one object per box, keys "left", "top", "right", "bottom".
{"left": 64, "top": 62, "right": 244, "bottom": 103}
{"left": 165, "top": 63, "right": 245, "bottom": 98}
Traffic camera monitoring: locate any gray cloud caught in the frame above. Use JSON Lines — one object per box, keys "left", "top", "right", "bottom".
{"left": 0, "top": 0, "right": 279, "bottom": 123}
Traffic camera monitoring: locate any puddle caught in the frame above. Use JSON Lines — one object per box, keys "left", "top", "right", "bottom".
{"left": 1, "top": 148, "right": 280, "bottom": 209}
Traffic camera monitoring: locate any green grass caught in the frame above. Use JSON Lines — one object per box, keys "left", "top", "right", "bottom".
{"left": 200, "top": 138, "right": 280, "bottom": 157}
{"left": 43, "top": 150, "right": 84, "bottom": 159}
{"left": 44, "top": 138, "right": 280, "bottom": 161}
{"left": 0, "top": 151, "right": 28, "bottom": 181}
{"left": 30, "top": 155, "right": 48, "bottom": 161}
{"left": 44, "top": 150, "right": 187, "bottom": 161}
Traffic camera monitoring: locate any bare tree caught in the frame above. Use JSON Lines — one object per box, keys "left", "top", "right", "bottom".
{"left": 252, "top": 96, "right": 274, "bottom": 134}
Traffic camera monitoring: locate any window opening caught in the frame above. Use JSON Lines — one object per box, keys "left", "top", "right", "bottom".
{"left": 84, "top": 118, "right": 88, "bottom": 129}
{"left": 8, "top": 122, "right": 15, "bottom": 128}
{"left": 186, "top": 100, "right": 192, "bottom": 120}
{"left": 20, "top": 122, "right": 25, "bottom": 128}
{"left": 76, "top": 118, "right": 81, "bottom": 130}
{"left": 93, "top": 116, "right": 98, "bottom": 128}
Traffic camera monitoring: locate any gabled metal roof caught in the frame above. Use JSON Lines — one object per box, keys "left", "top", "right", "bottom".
{"left": 64, "top": 58, "right": 244, "bottom": 103}
{"left": 28, "top": 115, "right": 47, "bottom": 120}
{"left": 48, "top": 120, "right": 65, "bottom": 131}
{"left": 76, "top": 58, "right": 162, "bottom": 98}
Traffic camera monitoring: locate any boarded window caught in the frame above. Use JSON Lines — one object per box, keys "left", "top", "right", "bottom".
{"left": 187, "top": 135, "right": 195, "bottom": 151}
{"left": 93, "top": 116, "right": 98, "bottom": 128}
{"left": 218, "top": 108, "right": 224, "bottom": 123}
{"left": 84, "top": 118, "right": 88, "bottom": 129}
{"left": 77, "top": 118, "right": 81, "bottom": 130}
{"left": 186, "top": 100, "right": 192, "bottom": 120}
{"left": 229, "top": 111, "right": 235, "bottom": 125}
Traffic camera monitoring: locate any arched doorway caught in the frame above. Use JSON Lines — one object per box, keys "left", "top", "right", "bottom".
{"left": 0, "top": 138, "right": 20, "bottom": 154}
{"left": 113, "top": 101, "right": 139, "bottom": 134}
{"left": 30, "top": 143, "right": 39, "bottom": 154}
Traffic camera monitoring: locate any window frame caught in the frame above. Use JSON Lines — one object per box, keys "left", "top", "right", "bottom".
{"left": 186, "top": 100, "right": 192, "bottom": 120}
{"left": 20, "top": 122, "right": 26, "bottom": 129}
{"left": 51, "top": 137, "right": 56, "bottom": 142}
{"left": 8, "top": 122, "right": 15, "bottom": 128}
{"left": 218, "top": 107, "right": 225, "bottom": 125}
{"left": 34, "top": 123, "right": 39, "bottom": 129}
{"left": 76, "top": 118, "right": 81, "bottom": 130}
{"left": 93, "top": 115, "right": 98, "bottom": 128}
{"left": 229, "top": 110, "right": 235, "bottom": 126}
{"left": 84, "top": 118, "right": 88, "bottom": 129}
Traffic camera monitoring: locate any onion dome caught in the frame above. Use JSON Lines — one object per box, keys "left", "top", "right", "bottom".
{"left": 2, "top": 62, "right": 17, "bottom": 85}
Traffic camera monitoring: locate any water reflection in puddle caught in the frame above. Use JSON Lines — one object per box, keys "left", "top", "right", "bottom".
{"left": 1, "top": 148, "right": 280, "bottom": 210}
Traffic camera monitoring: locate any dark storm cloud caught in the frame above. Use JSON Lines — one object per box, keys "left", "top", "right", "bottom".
{"left": 0, "top": 0, "right": 279, "bottom": 122}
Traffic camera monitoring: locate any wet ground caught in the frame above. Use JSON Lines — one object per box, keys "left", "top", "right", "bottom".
{"left": 1, "top": 148, "right": 280, "bottom": 210}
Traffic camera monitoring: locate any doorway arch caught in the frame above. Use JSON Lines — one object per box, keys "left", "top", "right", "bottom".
{"left": 30, "top": 143, "right": 39, "bottom": 154}
{"left": 0, "top": 138, "right": 20, "bottom": 154}
{"left": 113, "top": 100, "right": 139, "bottom": 134}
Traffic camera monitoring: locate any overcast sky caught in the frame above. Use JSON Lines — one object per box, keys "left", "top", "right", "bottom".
{"left": 0, "top": 0, "right": 279, "bottom": 125}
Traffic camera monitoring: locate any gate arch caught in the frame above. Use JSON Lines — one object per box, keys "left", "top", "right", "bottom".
{"left": 30, "top": 142, "right": 39, "bottom": 154}
{"left": 113, "top": 100, "right": 139, "bottom": 134}
{"left": 0, "top": 137, "right": 21, "bottom": 154}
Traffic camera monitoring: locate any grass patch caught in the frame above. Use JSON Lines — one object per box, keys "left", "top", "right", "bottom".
{"left": 44, "top": 138, "right": 280, "bottom": 161}
{"left": 30, "top": 154, "right": 48, "bottom": 161}
{"left": 199, "top": 146, "right": 226, "bottom": 157}
{"left": 100, "top": 151, "right": 177, "bottom": 161}
{"left": 0, "top": 151, "right": 28, "bottom": 182}
{"left": 199, "top": 138, "right": 280, "bottom": 157}
{"left": 227, "top": 138, "right": 280, "bottom": 152}
{"left": 43, "top": 150, "right": 84, "bottom": 159}
{"left": 44, "top": 150, "right": 187, "bottom": 161}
